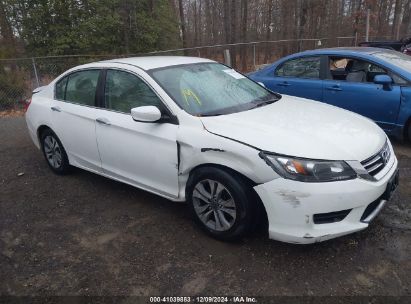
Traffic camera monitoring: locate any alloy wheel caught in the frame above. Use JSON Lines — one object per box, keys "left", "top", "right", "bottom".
{"left": 43, "top": 135, "right": 63, "bottom": 169}
{"left": 192, "top": 179, "right": 237, "bottom": 232}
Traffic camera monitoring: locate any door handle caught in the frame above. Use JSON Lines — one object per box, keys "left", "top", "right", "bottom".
{"left": 51, "top": 106, "right": 61, "bottom": 112}
{"left": 277, "top": 82, "right": 291, "bottom": 87}
{"left": 96, "top": 117, "right": 111, "bottom": 125}
{"left": 326, "top": 86, "right": 342, "bottom": 91}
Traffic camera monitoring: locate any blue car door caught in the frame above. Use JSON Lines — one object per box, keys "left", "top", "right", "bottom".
{"left": 259, "top": 56, "right": 324, "bottom": 102}
{"left": 323, "top": 56, "right": 402, "bottom": 130}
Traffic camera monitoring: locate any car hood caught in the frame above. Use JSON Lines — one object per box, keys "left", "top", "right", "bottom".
{"left": 200, "top": 95, "right": 386, "bottom": 161}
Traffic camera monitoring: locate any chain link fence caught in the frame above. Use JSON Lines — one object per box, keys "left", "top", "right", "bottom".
{"left": 0, "top": 35, "right": 390, "bottom": 110}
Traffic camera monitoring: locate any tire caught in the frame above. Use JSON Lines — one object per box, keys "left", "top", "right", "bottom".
{"left": 40, "top": 129, "right": 70, "bottom": 174}
{"left": 187, "top": 167, "right": 254, "bottom": 241}
{"left": 408, "top": 122, "right": 411, "bottom": 143}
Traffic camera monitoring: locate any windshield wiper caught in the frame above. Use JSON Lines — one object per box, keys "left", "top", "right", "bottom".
{"left": 250, "top": 98, "right": 278, "bottom": 109}
{"left": 198, "top": 95, "right": 280, "bottom": 116}
{"left": 198, "top": 113, "right": 224, "bottom": 117}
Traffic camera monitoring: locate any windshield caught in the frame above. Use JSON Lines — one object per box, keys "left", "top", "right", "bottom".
{"left": 150, "top": 63, "right": 280, "bottom": 116}
{"left": 372, "top": 51, "right": 411, "bottom": 72}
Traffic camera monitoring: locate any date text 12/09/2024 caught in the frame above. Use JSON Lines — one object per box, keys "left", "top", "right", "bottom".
{"left": 149, "top": 296, "right": 257, "bottom": 303}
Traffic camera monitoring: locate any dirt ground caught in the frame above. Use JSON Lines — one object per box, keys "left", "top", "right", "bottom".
{"left": 1, "top": 116, "right": 410, "bottom": 296}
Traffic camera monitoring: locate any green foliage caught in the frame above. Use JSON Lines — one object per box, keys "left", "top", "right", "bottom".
{"left": 114, "top": 0, "right": 181, "bottom": 54}
{"left": 0, "top": 0, "right": 182, "bottom": 109}
{"left": 2, "top": 0, "right": 181, "bottom": 56}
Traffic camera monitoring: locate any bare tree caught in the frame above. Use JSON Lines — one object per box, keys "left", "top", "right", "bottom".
{"left": 178, "top": 0, "right": 187, "bottom": 51}
{"left": 230, "top": 0, "right": 237, "bottom": 68}
{"left": 240, "top": 0, "right": 248, "bottom": 70}
{"left": 177, "top": 0, "right": 411, "bottom": 71}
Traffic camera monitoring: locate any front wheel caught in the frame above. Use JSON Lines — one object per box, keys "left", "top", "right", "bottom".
{"left": 187, "top": 167, "right": 254, "bottom": 241}
{"left": 408, "top": 122, "right": 411, "bottom": 143}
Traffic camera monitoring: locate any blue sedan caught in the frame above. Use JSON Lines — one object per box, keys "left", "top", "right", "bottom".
{"left": 249, "top": 47, "right": 411, "bottom": 141}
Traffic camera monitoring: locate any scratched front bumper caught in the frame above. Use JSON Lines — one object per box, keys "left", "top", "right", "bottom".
{"left": 254, "top": 157, "right": 398, "bottom": 244}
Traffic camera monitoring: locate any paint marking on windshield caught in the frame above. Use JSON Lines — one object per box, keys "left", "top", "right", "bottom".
{"left": 182, "top": 89, "right": 202, "bottom": 105}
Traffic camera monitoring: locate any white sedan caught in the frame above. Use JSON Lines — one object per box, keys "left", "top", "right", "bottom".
{"left": 25, "top": 56, "right": 399, "bottom": 244}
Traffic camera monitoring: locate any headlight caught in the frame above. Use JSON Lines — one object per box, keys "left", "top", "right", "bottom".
{"left": 260, "top": 152, "right": 357, "bottom": 182}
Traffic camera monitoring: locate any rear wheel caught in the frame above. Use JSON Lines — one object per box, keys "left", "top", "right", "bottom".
{"left": 40, "top": 129, "right": 70, "bottom": 174}
{"left": 187, "top": 167, "right": 254, "bottom": 241}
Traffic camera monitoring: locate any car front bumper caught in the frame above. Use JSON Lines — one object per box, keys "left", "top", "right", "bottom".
{"left": 254, "top": 155, "right": 399, "bottom": 244}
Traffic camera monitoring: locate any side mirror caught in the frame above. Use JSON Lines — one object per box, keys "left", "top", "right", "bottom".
{"left": 258, "top": 82, "right": 266, "bottom": 88}
{"left": 131, "top": 106, "right": 162, "bottom": 123}
{"left": 374, "top": 75, "right": 393, "bottom": 90}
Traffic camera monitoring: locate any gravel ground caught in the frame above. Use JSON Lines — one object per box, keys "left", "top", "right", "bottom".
{"left": 1, "top": 116, "right": 410, "bottom": 296}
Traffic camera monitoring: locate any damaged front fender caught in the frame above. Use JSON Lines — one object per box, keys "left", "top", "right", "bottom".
{"left": 176, "top": 126, "right": 279, "bottom": 200}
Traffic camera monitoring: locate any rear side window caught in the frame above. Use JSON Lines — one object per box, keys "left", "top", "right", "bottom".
{"left": 276, "top": 57, "right": 321, "bottom": 79}
{"left": 55, "top": 76, "right": 68, "bottom": 100}
{"left": 104, "top": 70, "right": 162, "bottom": 113}
{"left": 62, "top": 70, "right": 100, "bottom": 106}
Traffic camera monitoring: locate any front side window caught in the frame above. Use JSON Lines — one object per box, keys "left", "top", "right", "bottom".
{"left": 104, "top": 70, "right": 162, "bottom": 113}
{"left": 150, "top": 63, "right": 279, "bottom": 116}
{"left": 329, "top": 56, "right": 406, "bottom": 84}
{"left": 65, "top": 70, "right": 100, "bottom": 106}
{"left": 275, "top": 57, "right": 321, "bottom": 79}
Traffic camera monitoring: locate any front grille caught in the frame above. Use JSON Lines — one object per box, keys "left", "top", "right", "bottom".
{"left": 361, "top": 141, "right": 391, "bottom": 177}
{"left": 360, "top": 199, "right": 380, "bottom": 221}
{"left": 313, "top": 209, "right": 352, "bottom": 224}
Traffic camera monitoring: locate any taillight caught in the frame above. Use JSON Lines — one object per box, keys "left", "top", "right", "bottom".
{"left": 24, "top": 97, "right": 32, "bottom": 113}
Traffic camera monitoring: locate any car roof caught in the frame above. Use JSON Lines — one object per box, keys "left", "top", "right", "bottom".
{"left": 292, "top": 47, "right": 397, "bottom": 57}
{"left": 102, "top": 56, "right": 215, "bottom": 70}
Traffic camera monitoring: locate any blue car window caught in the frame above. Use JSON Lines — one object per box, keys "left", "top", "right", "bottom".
{"left": 275, "top": 57, "right": 320, "bottom": 79}
{"left": 329, "top": 56, "right": 406, "bottom": 85}
{"left": 390, "top": 73, "right": 407, "bottom": 85}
